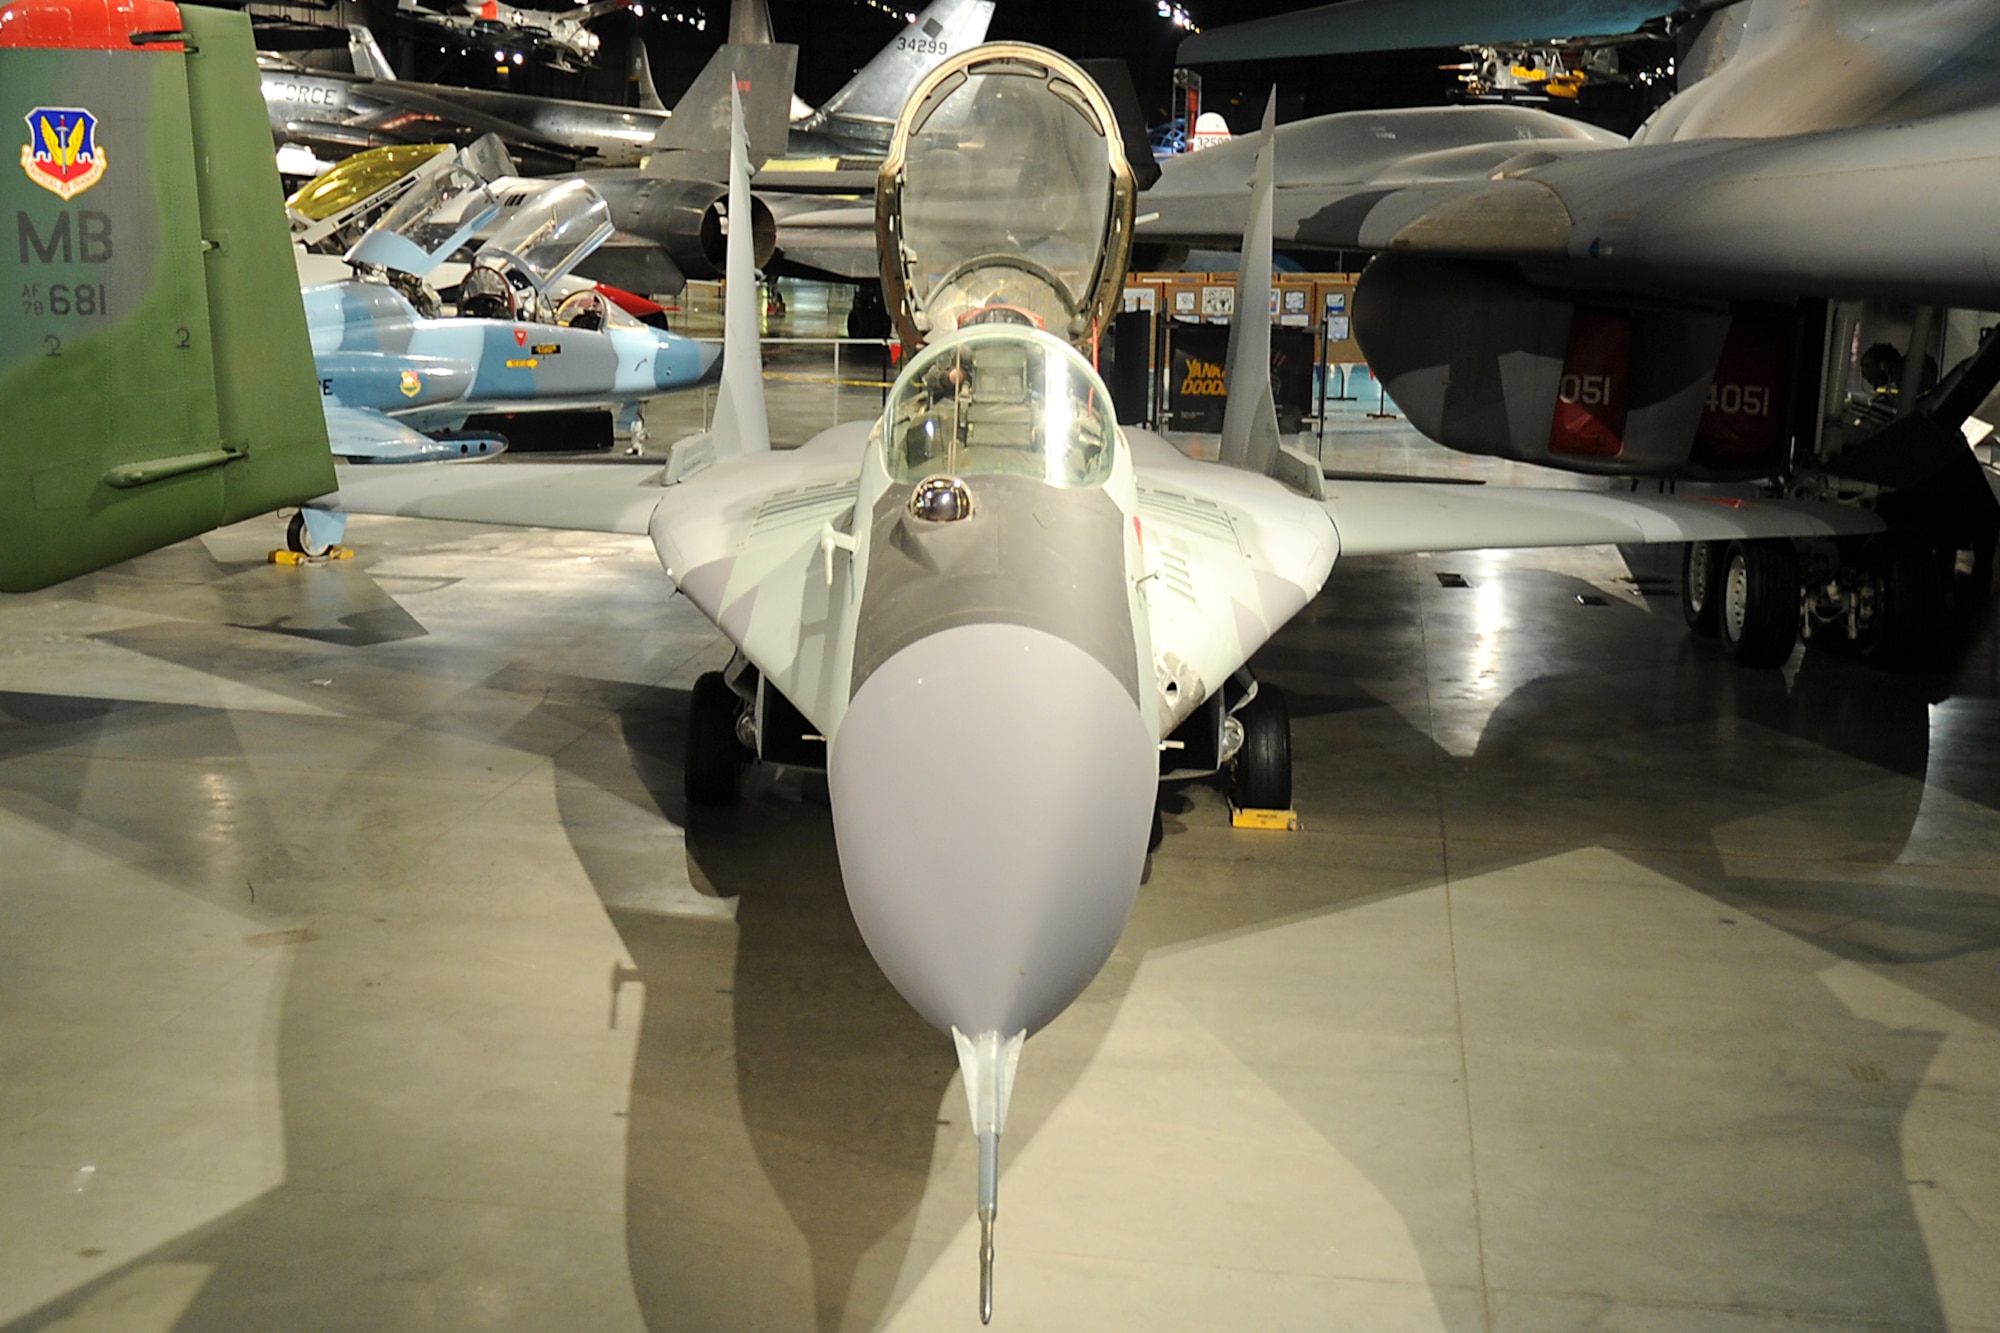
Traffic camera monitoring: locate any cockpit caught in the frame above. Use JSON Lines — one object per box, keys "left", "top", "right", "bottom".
{"left": 877, "top": 43, "right": 1137, "bottom": 353}
{"left": 884, "top": 326, "right": 1118, "bottom": 489}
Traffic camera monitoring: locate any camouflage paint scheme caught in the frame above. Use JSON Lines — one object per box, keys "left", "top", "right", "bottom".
{"left": 304, "top": 278, "right": 716, "bottom": 461}
{"left": 0, "top": 2, "right": 333, "bottom": 592}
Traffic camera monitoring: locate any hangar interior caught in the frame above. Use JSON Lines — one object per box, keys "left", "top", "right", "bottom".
{"left": 3, "top": 411, "right": 1998, "bottom": 1331}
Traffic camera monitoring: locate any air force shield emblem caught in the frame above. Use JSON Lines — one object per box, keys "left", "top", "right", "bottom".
{"left": 22, "top": 107, "right": 107, "bottom": 201}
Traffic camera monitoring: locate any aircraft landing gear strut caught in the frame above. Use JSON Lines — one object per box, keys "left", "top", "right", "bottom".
{"left": 685, "top": 670, "right": 750, "bottom": 805}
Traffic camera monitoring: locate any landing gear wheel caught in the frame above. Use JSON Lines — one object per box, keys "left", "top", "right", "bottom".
{"left": 1229, "top": 684, "right": 1292, "bottom": 811}
{"left": 286, "top": 512, "right": 330, "bottom": 558}
{"left": 1719, "top": 539, "right": 1800, "bottom": 669}
{"left": 685, "top": 671, "right": 747, "bottom": 805}
{"left": 1681, "top": 540, "right": 1722, "bottom": 638}
{"left": 1854, "top": 537, "right": 1944, "bottom": 669}
{"left": 1148, "top": 802, "right": 1164, "bottom": 853}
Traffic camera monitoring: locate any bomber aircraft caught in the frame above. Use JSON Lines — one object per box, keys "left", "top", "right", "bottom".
{"left": 1147, "top": 0, "right": 2000, "bottom": 670}
{"left": 314, "top": 45, "right": 1884, "bottom": 1318}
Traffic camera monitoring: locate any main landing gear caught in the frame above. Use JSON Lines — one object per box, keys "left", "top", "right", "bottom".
{"left": 1684, "top": 530, "right": 1973, "bottom": 671}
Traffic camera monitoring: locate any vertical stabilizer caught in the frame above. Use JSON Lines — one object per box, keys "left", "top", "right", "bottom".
{"left": 629, "top": 35, "right": 665, "bottom": 111}
{"left": 953, "top": 1027, "right": 1024, "bottom": 1325}
{"left": 1219, "top": 90, "right": 1281, "bottom": 478}
{"left": 794, "top": 0, "right": 995, "bottom": 151}
{"left": 645, "top": 41, "right": 796, "bottom": 164}
{"left": 347, "top": 24, "right": 398, "bottom": 79}
{"left": 729, "top": 0, "right": 775, "bottom": 45}
{"left": 707, "top": 82, "right": 771, "bottom": 457}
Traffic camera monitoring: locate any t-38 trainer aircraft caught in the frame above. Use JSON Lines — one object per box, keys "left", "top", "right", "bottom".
{"left": 320, "top": 45, "right": 1879, "bottom": 1318}
{"left": 300, "top": 150, "right": 715, "bottom": 557}
{"left": 1152, "top": 0, "right": 2000, "bottom": 669}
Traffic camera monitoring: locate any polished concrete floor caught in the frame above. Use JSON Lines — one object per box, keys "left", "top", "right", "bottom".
{"left": 6, "top": 416, "right": 2000, "bottom": 1331}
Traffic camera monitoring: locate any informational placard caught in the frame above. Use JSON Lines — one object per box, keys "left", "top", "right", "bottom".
{"left": 1165, "top": 324, "right": 1317, "bottom": 433}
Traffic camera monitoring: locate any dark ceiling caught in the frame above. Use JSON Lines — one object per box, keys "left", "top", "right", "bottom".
{"left": 305, "top": 0, "right": 1657, "bottom": 135}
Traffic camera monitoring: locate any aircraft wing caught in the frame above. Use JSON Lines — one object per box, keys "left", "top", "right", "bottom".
{"left": 1135, "top": 105, "right": 1622, "bottom": 253}
{"left": 327, "top": 459, "right": 669, "bottom": 535}
{"left": 324, "top": 423, "right": 875, "bottom": 730}
{"left": 1319, "top": 478, "right": 1885, "bottom": 558}
{"left": 1148, "top": 101, "right": 2000, "bottom": 311}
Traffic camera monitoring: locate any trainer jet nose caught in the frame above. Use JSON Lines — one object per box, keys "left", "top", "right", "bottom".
{"left": 828, "top": 622, "right": 1157, "bottom": 1039}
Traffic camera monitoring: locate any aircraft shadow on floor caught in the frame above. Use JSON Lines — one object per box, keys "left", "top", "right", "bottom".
{"left": 3, "top": 546, "right": 1994, "bottom": 1332}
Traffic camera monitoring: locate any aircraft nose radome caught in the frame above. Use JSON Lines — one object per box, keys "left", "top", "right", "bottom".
{"left": 829, "top": 623, "right": 1157, "bottom": 1039}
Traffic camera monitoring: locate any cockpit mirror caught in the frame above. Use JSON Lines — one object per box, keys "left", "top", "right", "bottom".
{"left": 876, "top": 44, "right": 1137, "bottom": 353}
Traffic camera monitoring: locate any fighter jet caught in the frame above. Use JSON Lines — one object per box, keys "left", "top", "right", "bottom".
{"left": 1146, "top": 0, "right": 2000, "bottom": 670}
{"left": 1, "top": 1, "right": 334, "bottom": 593}
{"left": 315, "top": 46, "right": 1881, "bottom": 1317}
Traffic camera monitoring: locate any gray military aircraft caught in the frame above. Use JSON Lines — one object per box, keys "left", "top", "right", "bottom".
{"left": 260, "top": 0, "right": 993, "bottom": 176}
{"left": 1146, "top": 0, "right": 2000, "bottom": 670}
{"left": 311, "top": 47, "right": 1880, "bottom": 1318}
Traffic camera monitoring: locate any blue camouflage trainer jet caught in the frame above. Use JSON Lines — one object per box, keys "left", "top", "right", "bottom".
{"left": 296, "top": 166, "right": 717, "bottom": 553}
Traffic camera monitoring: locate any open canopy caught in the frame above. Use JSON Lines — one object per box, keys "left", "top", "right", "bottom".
{"left": 877, "top": 43, "right": 1137, "bottom": 350}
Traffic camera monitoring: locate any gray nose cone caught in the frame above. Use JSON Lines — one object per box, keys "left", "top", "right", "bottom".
{"left": 830, "top": 623, "right": 1157, "bottom": 1037}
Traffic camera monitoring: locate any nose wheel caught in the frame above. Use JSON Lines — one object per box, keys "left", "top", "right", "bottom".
{"left": 1228, "top": 682, "right": 1292, "bottom": 812}
{"left": 685, "top": 671, "right": 749, "bottom": 805}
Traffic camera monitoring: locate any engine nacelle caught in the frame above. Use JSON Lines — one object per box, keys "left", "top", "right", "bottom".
{"left": 1355, "top": 254, "right": 1800, "bottom": 480}
{"left": 596, "top": 176, "right": 777, "bottom": 283}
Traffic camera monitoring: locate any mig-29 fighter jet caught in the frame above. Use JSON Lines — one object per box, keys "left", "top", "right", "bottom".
{"left": 317, "top": 45, "right": 1881, "bottom": 1318}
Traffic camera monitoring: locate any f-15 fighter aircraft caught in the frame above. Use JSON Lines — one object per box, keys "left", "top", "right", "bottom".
{"left": 1150, "top": 0, "right": 2000, "bottom": 669}
{"left": 318, "top": 45, "right": 1881, "bottom": 1317}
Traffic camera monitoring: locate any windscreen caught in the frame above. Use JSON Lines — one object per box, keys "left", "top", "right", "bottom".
{"left": 883, "top": 327, "right": 1117, "bottom": 488}
{"left": 897, "top": 64, "right": 1114, "bottom": 336}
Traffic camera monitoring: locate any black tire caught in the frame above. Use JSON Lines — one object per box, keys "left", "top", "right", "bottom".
{"left": 1148, "top": 802, "right": 1165, "bottom": 853}
{"left": 685, "top": 671, "right": 746, "bottom": 806}
{"left": 1719, "top": 539, "right": 1800, "bottom": 669}
{"left": 1230, "top": 684, "right": 1292, "bottom": 811}
{"left": 1681, "top": 541, "right": 1722, "bottom": 638}
{"left": 1854, "top": 537, "right": 1944, "bottom": 669}
{"left": 286, "top": 511, "right": 329, "bottom": 558}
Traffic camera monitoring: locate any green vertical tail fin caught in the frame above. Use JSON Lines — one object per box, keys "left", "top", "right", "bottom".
{"left": 0, "top": 2, "right": 333, "bottom": 593}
